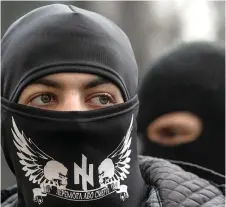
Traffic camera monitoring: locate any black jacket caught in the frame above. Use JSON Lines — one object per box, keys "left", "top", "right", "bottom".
{"left": 2, "top": 156, "right": 225, "bottom": 207}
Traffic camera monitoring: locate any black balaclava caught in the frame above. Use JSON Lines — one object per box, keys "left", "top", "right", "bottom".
{"left": 1, "top": 4, "right": 146, "bottom": 207}
{"left": 138, "top": 42, "right": 225, "bottom": 187}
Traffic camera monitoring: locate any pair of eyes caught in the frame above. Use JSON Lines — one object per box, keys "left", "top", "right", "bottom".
{"left": 29, "top": 92, "right": 116, "bottom": 108}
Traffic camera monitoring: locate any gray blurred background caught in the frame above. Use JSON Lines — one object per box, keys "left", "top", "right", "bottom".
{"left": 1, "top": 0, "right": 225, "bottom": 189}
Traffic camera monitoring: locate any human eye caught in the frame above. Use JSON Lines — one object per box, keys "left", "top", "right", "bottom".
{"left": 86, "top": 93, "right": 116, "bottom": 108}
{"left": 29, "top": 93, "right": 57, "bottom": 107}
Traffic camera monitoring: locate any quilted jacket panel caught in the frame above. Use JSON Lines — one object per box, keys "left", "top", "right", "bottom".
{"left": 139, "top": 156, "right": 225, "bottom": 207}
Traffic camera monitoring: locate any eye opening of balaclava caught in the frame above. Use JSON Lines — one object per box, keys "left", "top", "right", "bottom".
{"left": 1, "top": 4, "right": 147, "bottom": 207}
{"left": 137, "top": 41, "right": 225, "bottom": 187}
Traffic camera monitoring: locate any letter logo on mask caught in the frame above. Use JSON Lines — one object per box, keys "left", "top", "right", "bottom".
{"left": 11, "top": 115, "right": 133, "bottom": 204}
{"left": 74, "top": 154, "right": 94, "bottom": 191}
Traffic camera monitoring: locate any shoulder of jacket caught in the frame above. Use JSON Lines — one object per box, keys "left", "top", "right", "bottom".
{"left": 139, "top": 155, "right": 225, "bottom": 207}
{"left": 1, "top": 185, "right": 18, "bottom": 207}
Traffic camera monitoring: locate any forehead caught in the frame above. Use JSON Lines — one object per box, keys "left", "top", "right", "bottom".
{"left": 25, "top": 72, "right": 120, "bottom": 91}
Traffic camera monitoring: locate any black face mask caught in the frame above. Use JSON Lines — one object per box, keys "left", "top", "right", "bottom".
{"left": 1, "top": 4, "right": 146, "bottom": 207}
{"left": 2, "top": 96, "right": 146, "bottom": 207}
{"left": 138, "top": 42, "right": 225, "bottom": 187}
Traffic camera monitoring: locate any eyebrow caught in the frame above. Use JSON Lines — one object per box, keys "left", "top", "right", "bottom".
{"left": 30, "top": 76, "right": 112, "bottom": 89}
{"left": 83, "top": 77, "right": 111, "bottom": 89}
{"left": 31, "top": 78, "right": 62, "bottom": 88}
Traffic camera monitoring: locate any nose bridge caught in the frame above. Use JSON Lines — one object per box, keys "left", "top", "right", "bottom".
{"left": 59, "top": 91, "right": 86, "bottom": 111}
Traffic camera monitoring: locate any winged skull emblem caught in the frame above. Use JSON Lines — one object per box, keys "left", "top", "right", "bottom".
{"left": 11, "top": 117, "right": 68, "bottom": 204}
{"left": 98, "top": 115, "right": 133, "bottom": 201}
{"left": 11, "top": 115, "right": 133, "bottom": 203}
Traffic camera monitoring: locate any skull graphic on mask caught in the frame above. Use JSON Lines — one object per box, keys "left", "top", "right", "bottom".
{"left": 44, "top": 160, "right": 68, "bottom": 189}
{"left": 98, "top": 158, "right": 115, "bottom": 187}
{"left": 32, "top": 161, "right": 68, "bottom": 204}
{"left": 98, "top": 158, "right": 129, "bottom": 201}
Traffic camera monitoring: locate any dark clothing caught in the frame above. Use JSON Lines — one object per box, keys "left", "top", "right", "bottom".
{"left": 138, "top": 42, "right": 225, "bottom": 183}
{"left": 1, "top": 4, "right": 144, "bottom": 207}
{"left": 2, "top": 156, "right": 225, "bottom": 207}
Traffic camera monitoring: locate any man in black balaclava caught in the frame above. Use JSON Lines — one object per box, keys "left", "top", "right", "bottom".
{"left": 138, "top": 42, "right": 225, "bottom": 191}
{"left": 1, "top": 5, "right": 225, "bottom": 207}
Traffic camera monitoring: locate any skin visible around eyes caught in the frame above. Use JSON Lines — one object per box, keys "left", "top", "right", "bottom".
{"left": 18, "top": 73, "right": 124, "bottom": 111}
{"left": 146, "top": 112, "right": 203, "bottom": 146}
